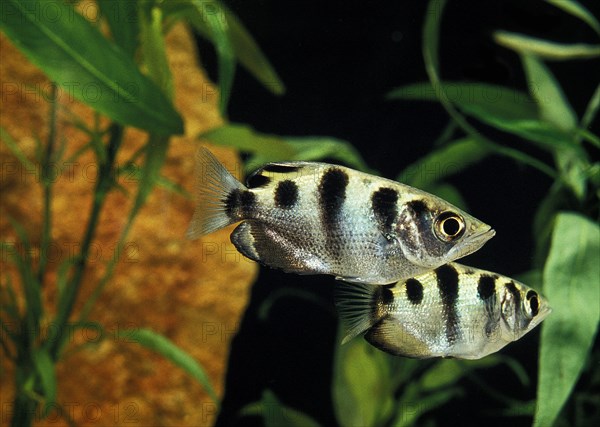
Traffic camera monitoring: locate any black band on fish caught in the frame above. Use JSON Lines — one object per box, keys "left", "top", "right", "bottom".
{"left": 318, "top": 168, "right": 349, "bottom": 257}
{"left": 372, "top": 187, "right": 399, "bottom": 235}
{"left": 506, "top": 281, "right": 530, "bottom": 329}
{"left": 406, "top": 199, "right": 428, "bottom": 216}
{"left": 478, "top": 275, "right": 499, "bottom": 337}
{"left": 274, "top": 180, "right": 299, "bottom": 209}
{"left": 477, "top": 275, "right": 496, "bottom": 300}
{"left": 435, "top": 264, "right": 460, "bottom": 345}
{"left": 405, "top": 278, "right": 424, "bottom": 305}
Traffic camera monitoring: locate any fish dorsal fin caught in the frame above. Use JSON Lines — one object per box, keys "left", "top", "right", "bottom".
{"left": 334, "top": 281, "right": 383, "bottom": 344}
{"left": 245, "top": 162, "right": 324, "bottom": 188}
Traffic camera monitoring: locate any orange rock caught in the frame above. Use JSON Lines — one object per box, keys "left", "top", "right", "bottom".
{"left": 0, "top": 21, "right": 256, "bottom": 427}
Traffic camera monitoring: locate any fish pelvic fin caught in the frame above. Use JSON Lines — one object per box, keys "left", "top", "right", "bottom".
{"left": 334, "top": 281, "right": 383, "bottom": 345}
{"left": 186, "top": 147, "right": 247, "bottom": 239}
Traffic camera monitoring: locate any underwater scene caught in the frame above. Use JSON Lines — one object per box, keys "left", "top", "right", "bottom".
{"left": 1, "top": 0, "right": 599, "bottom": 426}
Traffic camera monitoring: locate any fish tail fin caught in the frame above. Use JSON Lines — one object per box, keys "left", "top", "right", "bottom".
{"left": 334, "top": 281, "right": 383, "bottom": 344}
{"left": 186, "top": 147, "right": 246, "bottom": 240}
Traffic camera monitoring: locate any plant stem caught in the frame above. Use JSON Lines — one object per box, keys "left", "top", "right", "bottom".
{"left": 37, "top": 83, "right": 58, "bottom": 286}
{"left": 48, "top": 123, "right": 123, "bottom": 361}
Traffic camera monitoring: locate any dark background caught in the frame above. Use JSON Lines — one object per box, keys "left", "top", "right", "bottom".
{"left": 194, "top": 1, "right": 600, "bottom": 425}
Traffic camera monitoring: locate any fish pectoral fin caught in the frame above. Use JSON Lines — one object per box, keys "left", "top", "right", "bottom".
{"left": 334, "top": 281, "right": 381, "bottom": 344}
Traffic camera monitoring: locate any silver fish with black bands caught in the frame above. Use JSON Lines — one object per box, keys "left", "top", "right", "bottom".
{"left": 335, "top": 263, "right": 551, "bottom": 359}
{"left": 187, "top": 148, "right": 495, "bottom": 284}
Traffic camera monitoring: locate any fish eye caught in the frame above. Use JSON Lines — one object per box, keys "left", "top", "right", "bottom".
{"left": 526, "top": 290, "right": 539, "bottom": 317}
{"left": 434, "top": 212, "right": 465, "bottom": 242}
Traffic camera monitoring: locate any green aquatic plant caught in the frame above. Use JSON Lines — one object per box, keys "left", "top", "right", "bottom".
{"left": 0, "top": 0, "right": 284, "bottom": 425}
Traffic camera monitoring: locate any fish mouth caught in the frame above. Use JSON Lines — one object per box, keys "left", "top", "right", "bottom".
{"left": 449, "top": 225, "right": 495, "bottom": 259}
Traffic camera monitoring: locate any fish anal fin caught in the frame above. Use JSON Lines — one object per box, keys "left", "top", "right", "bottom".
{"left": 365, "top": 317, "right": 433, "bottom": 359}
{"left": 231, "top": 221, "right": 326, "bottom": 275}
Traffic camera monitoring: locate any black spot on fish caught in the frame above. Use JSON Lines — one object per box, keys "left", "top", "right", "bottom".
{"left": 380, "top": 284, "right": 395, "bottom": 305}
{"left": 274, "top": 180, "right": 299, "bottom": 209}
{"left": 246, "top": 173, "right": 271, "bottom": 189}
{"left": 262, "top": 164, "right": 302, "bottom": 174}
{"left": 406, "top": 199, "right": 428, "bottom": 216}
{"left": 318, "top": 168, "right": 349, "bottom": 219}
{"left": 240, "top": 191, "right": 256, "bottom": 216}
{"left": 372, "top": 187, "right": 399, "bottom": 233}
{"left": 435, "top": 264, "right": 460, "bottom": 345}
{"left": 318, "top": 168, "right": 349, "bottom": 256}
{"left": 477, "top": 275, "right": 496, "bottom": 300}
{"left": 405, "top": 278, "right": 424, "bottom": 305}
{"left": 226, "top": 190, "right": 256, "bottom": 218}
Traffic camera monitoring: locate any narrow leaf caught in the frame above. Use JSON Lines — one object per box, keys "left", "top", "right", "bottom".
{"left": 32, "top": 348, "right": 57, "bottom": 416}
{"left": 0, "top": 0, "right": 183, "bottom": 135}
{"left": 546, "top": 0, "right": 600, "bottom": 36}
{"left": 581, "top": 83, "right": 600, "bottom": 131}
{"left": 189, "top": 0, "right": 236, "bottom": 114}
{"left": 139, "top": 4, "right": 174, "bottom": 98}
{"left": 388, "top": 82, "right": 538, "bottom": 121}
{"left": 333, "top": 331, "right": 393, "bottom": 427}
{"left": 97, "top": 0, "right": 139, "bottom": 58}
{"left": 1, "top": 127, "right": 36, "bottom": 171}
{"left": 535, "top": 212, "right": 600, "bottom": 427}
{"left": 262, "top": 390, "right": 322, "bottom": 427}
{"left": 397, "top": 138, "right": 490, "bottom": 188}
{"left": 284, "top": 137, "right": 371, "bottom": 172}
{"left": 5, "top": 219, "right": 42, "bottom": 342}
{"left": 494, "top": 31, "right": 600, "bottom": 60}
{"left": 161, "top": 0, "right": 285, "bottom": 95}
{"left": 118, "top": 328, "right": 219, "bottom": 403}
{"left": 521, "top": 54, "right": 578, "bottom": 132}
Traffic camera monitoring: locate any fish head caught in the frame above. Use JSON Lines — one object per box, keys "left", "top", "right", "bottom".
{"left": 499, "top": 281, "right": 552, "bottom": 342}
{"left": 396, "top": 198, "right": 495, "bottom": 270}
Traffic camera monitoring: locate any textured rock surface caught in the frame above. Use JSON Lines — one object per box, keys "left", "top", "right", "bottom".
{"left": 0, "top": 22, "right": 256, "bottom": 427}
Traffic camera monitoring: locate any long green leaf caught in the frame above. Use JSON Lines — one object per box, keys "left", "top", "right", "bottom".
{"left": 521, "top": 54, "right": 578, "bottom": 132}
{"left": 202, "top": 124, "right": 371, "bottom": 174}
{"left": 333, "top": 330, "right": 394, "bottom": 427}
{"left": 261, "top": 390, "right": 322, "bottom": 427}
{"left": 139, "top": 4, "right": 174, "bottom": 99}
{"left": 397, "top": 138, "right": 490, "bottom": 188}
{"left": 0, "top": 0, "right": 183, "bottom": 135}
{"left": 117, "top": 328, "right": 219, "bottom": 403}
{"left": 201, "top": 123, "right": 292, "bottom": 156}
{"left": 284, "top": 137, "right": 371, "bottom": 172}
{"left": 5, "top": 219, "right": 42, "bottom": 345}
{"left": 535, "top": 212, "right": 600, "bottom": 427}
{"left": 32, "top": 348, "right": 57, "bottom": 416}
{"left": 97, "top": 0, "right": 139, "bottom": 58}
{"left": 161, "top": 0, "right": 285, "bottom": 96}
{"left": 388, "top": 82, "right": 538, "bottom": 121}
{"left": 0, "top": 127, "right": 36, "bottom": 171}
{"left": 494, "top": 31, "right": 600, "bottom": 60}
{"left": 546, "top": 0, "right": 600, "bottom": 36}
{"left": 190, "top": 0, "right": 236, "bottom": 114}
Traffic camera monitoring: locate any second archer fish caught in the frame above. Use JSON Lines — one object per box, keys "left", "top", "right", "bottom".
{"left": 187, "top": 148, "right": 495, "bottom": 284}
